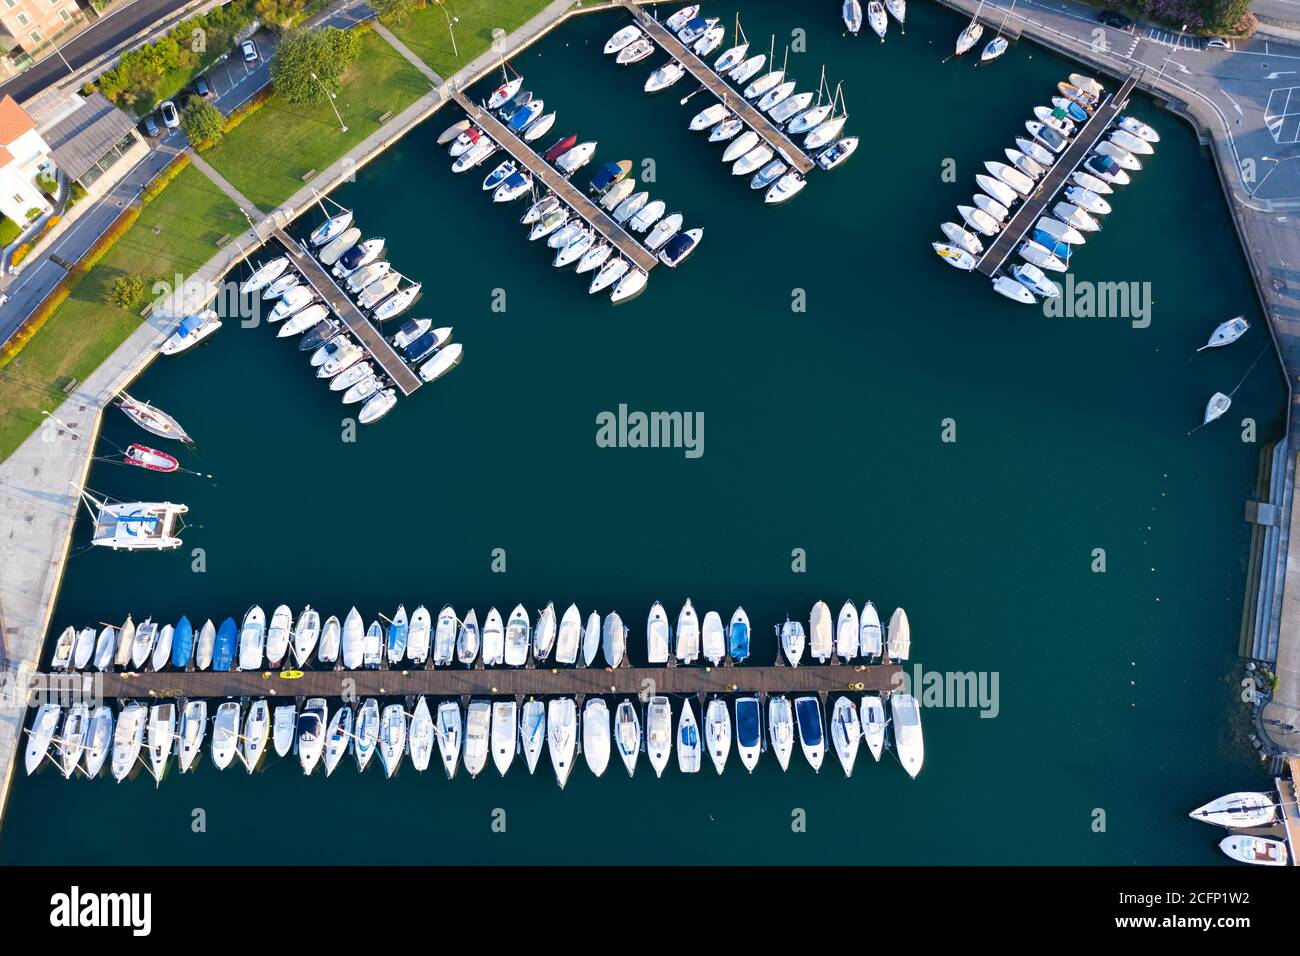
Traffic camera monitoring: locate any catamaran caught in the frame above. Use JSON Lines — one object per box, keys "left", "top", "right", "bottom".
{"left": 830, "top": 697, "right": 862, "bottom": 776}
{"left": 436, "top": 700, "right": 462, "bottom": 779}
{"left": 548, "top": 698, "right": 578, "bottom": 788}
{"left": 583, "top": 698, "right": 610, "bottom": 777}
{"left": 615, "top": 699, "right": 641, "bottom": 777}
{"left": 646, "top": 696, "right": 673, "bottom": 778}
{"left": 768, "top": 695, "right": 794, "bottom": 771}
{"left": 795, "top": 695, "right": 825, "bottom": 772}
{"left": 891, "top": 693, "right": 925, "bottom": 778}
{"left": 519, "top": 699, "right": 546, "bottom": 774}
{"left": 491, "top": 700, "right": 517, "bottom": 776}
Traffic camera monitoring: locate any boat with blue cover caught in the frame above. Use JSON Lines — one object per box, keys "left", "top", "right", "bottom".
{"left": 507, "top": 99, "right": 543, "bottom": 133}
{"left": 735, "top": 696, "right": 761, "bottom": 772}
{"left": 170, "top": 616, "right": 193, "bottom": 669}
{"left": 589, "top": 159, "right": 631, "bottom": 193}
{"left": 795, "top": 695, "right": 825, "bottom": 772}
{"left": 387, "top": 606, "right": 408, "bottom": 661}
{"left": 728, "top": 607, "right": 750, "bottom": 662}
{"left": 212, "top": 617, "right": 237, "bottom": 672}
{"left": 1031, "top": 229, "right": 1071, "bottom": 260}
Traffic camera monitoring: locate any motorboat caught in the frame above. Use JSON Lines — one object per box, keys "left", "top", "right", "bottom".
{"left": 50, "top": 626, "right": 75, "bottom": 671}
{"left": 114, "top": 617, "right": 135, "bottom": 668}
{"left": 434, "top": 605, "right": 458, "bottom": 666}
{"left": 448, "top": 125, "right": 483, "bottom": 157}
{"left": 83, "top": 706, "right": 113, "bottom": 778}
{"left": 934, "top": 242, "right": 976, "bottom": 271}
{"left": 1037, "top": 216, "right": 1086, "bottom": 246}
{"left": 354, "top": 699, "right": 379, "bottom": 772}
{"left": 332, "top": 237, "right": 384, "bottom": 277}
{"left": 341, "top": 607, "right": 364, "bottom": 669}
{"left": 556, "top": 141, "right": 597, "bottom": 174}
{"left": 264, "top": 604, "right": 291, "bottom": 669}
{"left": 457, "top": 608, "right": 481, "bottom": 665}
{"left": 615, "top": 700, "right": 641, "bottom": 777}
{"left": 795, "top": 696, "right": 825, "bottom": 772}
{"left": 317, "top": 615, "right": 340, "bottom": 664}
{"left": 212, "top": 618, "right": 236, "bottom": 672}
{"left": 590, "top": 257, "right": 629, "bottom": 295}
{"left": 1015, "top": 135, "right": 1055, "bottom": 168}
{"left": 554, "top": 229, "right": 594, "bottom": 268}
{"left": 272, "top": 704, "right": 295, "bottom": 758}
{"left": 629, "top": 199, "right": 666, "bottom": 232}
{"left": 486, "top": 75, "right": 523, "bottom": 110}
{"left": 708, "top": 117, "right": 744, "bottom": 143}
{"left": 779, "top": 618, "right": 806, "bottom": 667}
{"left": 602, "top": 611, "right": 627, "bottom": 667}
{"left": 1063, "top": 185, "right": 1111, "bottom": 215}
{"left": 583, "top": 699, "right": 610, "bottom": 777}
{"left": 149, "top": 624, "right": 173, "bottom": 672}
{"left": 729, "top": 54, "right": 766, "bottom": 86}
{"left": 111, "top": 703, "right": 146, "bottom": 781}
{"left": 72, "top": 625, "right": 96, "bottom": 671}
{"left": 331, "top": 360, "right": 373, "bottom": 394}
{"left": 1204, "top": 392, "right": 1232, "bottom": 425}
{"left": 146, "top": 703, "right": 176, "bottom": 783}
{"left": 1070, "top": 73, "right": 1105, "bottom": 97}
{"left": 646, "top": 601, "right": 670, "bottom": 664}
{"left": 829, "top": 697, "right": 862, "bottom": 776}
{"left": 1084, "top": 153, "right": 1130, "bottom": 185}
{"left": 589, "top": 159, "right": 631, "bottom": 193}
{"left": 520, "top": 699, "right": 546, "bottom": 774}
{"left": 436, "top": 700, "right": 462, "bottom": 778}
{"left": 318, "top": 226, "right": 360, "bottom": 266}
{"left": 1034, "top": 104, "right": 1075, "bottom": 135}
{"left": 955, "top": 19, "right": 984, "bottom": 55}
{"left": 986, "top": 161, "right": 1034, "bottom": 197}
{"left": 600, "top": 179, "right": 635, "bottom": 212}
{"left": 891, "top": 693, "right": 924, "bottom": 777}
{"left": 1051, "top": 95, "right": 1089, "bottom": 123}
{"left": 309, "top": 210, "right": 352, "bottom": 247}
{"left": 262, "top": 270, "right": 301, "bottom": 299}
{"left": 677, "top": 14, "right": 717, "bottom": 44}
{"left": 507, "top": 99, "right": 544, "bottom": 134}
{"left": 269, "top": 285, "right": 315, "bottom": 324}
{"left": 373, "top": 284, "right": 421, "bottom": 323}
{"left": 464, "top": 701, "right": 489, "bottom": 779}
{"left": 788, "top": 101, "right": 832, "bottom": 135}
{"left": 646, "top": 696, "right": 673, "bottom": 777}
{"left": 418, "top": 343, "right": 464, "bottom": 385}
{"left": 1118, "top": 115, "right": 1159, "bottom": 143}
{"left": 534, "top": 602, "right": 557, "bottom": 662}
{"left": 768, "top": 696, "right": 794, "bottom": 771}
{"left": 243, "top": 699, "right": 269, "bottom": 772}
{"left": 942, "top": 221, "right": 983, "bottom": 255}
{"left": 807, "top": 601, "right": 833, "bottom": 663}
{"left": 387, "top": 605, "right": 409, "bottom": 662}
{"left": 530, "top": 208, "right": 569, "bottom": 242}
{"left": 714, "top": 42, "right": 749, "bottom": 74}
{"left": 851, "top": 601, "right": 880, "bottom": 658}
{"left": 1053, "top": 201, "right": 1099, "bottom": 232}
{"left": 1057, "top": 81, "right": 1098, "bottom": 110}
{"left": 676, "top": 699, "right": 701, "bottom": 774}
{"left": 235, "top": 605, "right": 265, "bottom": 672}
{"left": 408, "top": 605, "right": 432, "bottom": 664}
{"left": 645, "top": 213, "right": 683, "bottom": 251}
{"left": 843, "top": 0, "right": 863, "bottom": 34}
{"left": 1219, "top": 835, "right": 1288, "bottom": 866}
{"left": 583, "top": 611, "right": 601, "bottom": 667}
{"left": 346, "top": 261, "right": 390, "bottom": 294}
{"left": 1189, "top": 791, "right": 1277, "bottom": 828}
{"left": 93, "top": 625, "right": 116, "bottom": 671}
{"left": 129, "top": 619, "right": 157, "bottom": 671}
{"left": 610, "top": 267, "right": 649, "bottom": 303}
{"left": 524, "top": 112, "right": 556, "bottom": 142}
{"left": 958, "top": 204, "right": 1000, "bottom": 238}
{"left": 505, "top": 604, "right": 530, "bottom": 666}
{"left": 835, "top": 601, "right": 859, "bottom": 660}
{"left": 645, "top": 61, "right": 686, "bottom": 93}
{"left": 480, "top": 607, "right": 503, "bottom": 665}
{"left": 1006, "top": 148, "right": 1046, "bottom": 180}
{"left": 701, "top": 611, "right": 725, "bottom": 666}
{"left": 1025, "top": 120, "right": 1066, "bottom": 154}
{"left": 210, "top": 701, "right": 240, "bottom": 770}
{"left": 674, "top": 600, "right": 700, "bottom": 663}
{"left": 994, "top": 274, "right": 1036, "bottom": 304}
{"left": 160, "top": 311, "right": 221, "bottom": 355}
{"left": 658, "top": 228, "right": 702, "bottom": 267}
{"left": 861, "top": 696, "right": 886, "bottom": 761}
{"left": 58, "top": 705, "right": 88, "bottom": 778}
{"left": 734, "top": 696, "right": 761, "bottom": 772}
{"left": 604, "top": 24, "right": 641, "bottom": 54}
{"left": 721, "top": 130, "right": 758, "bottom": 165}
{"left": 555, "top": 603, "right": 582, "bottom": 665}
{"left": 378, "top": 704, "right": 406, "bottom": 778}
{"left": 277, "top": 303, "right": 329, "bottom": 339}
{"left": 296, "top": 698, "right": 327, "bottom": 774}
{"left": 1012, "top": 262, "right": 1060, "bottom": 298}
{"left": 973, "top": 193, "right": 1009, "bottom": 222}
{"left": 694, "top": 24, "right": 725, "bottom": 56}
{"left": 770, "top": 91, "right": 813, "bottom": 123}
{"left": 867, "top": 1, "right": 887, "bottom": 39}
{"left": 728, "top": 607, "right": 750, "bottom": 662}
{"left": 815, "top": 136, "right": 858, "bottom": 172}
{"left": 693, "top": 698, "right": 730, "bottom": 776}
{"left": 494, "top": 171, "right": 533, "bottom": 203}
{"left": 976, "top": 174, "right": 1019, "bottom": 210}
{"left": 617, "top": 38, "right": 654, "bottom": 65}
{"left": 451, "top": 138, "right": 497, "bottom": 172}
{"left": 1031, "top": 228, "right": 1074, "bottom": 259}
{"left": 547, "top": 698, "right": 578, "bottom": 788}
{"left": 1199, "top": 316, "right": 1249, "bottom": 352}
{"left": 665, "top": 4, "right": 699, "bottom": 31}
{"left": 323, "top": 705, "right": 353, "bottom": 776}
{"left": 1020, "top": 240, "right": 1067, "bottom": 273}
{"left": 733, "top": 144, "right": 773, "bottom": 177}
{"left": 1096, "top": 139, "right": 1141, "bottom": 170}
{"left": 239, "top": 256, "right": 289, "bottom": 294}
{"left": 491, "top": 700, "right": 517, "bottom": 776}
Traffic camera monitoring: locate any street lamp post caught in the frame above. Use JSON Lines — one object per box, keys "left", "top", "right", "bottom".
{"left": 1253, "top": 155, "right": 1300, "bottom": 198}
{"left": 310, "top": 72, "right": 348, "bottom": 134}
{"left": 437, "top": 2, "right": 460, "bottom": 59}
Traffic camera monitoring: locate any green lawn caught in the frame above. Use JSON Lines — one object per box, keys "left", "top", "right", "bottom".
{"left": 0, "top": 165, "right": 244, "bottom": 459}
{"left": 388, "top": 0, "right": 554, "bottom": 78}
{"left": 200, "top": 29, "right": 430, "bottom": 211}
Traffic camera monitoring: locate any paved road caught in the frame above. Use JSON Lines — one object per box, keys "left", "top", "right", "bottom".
{"left": 0, "top": 0, "right": 193, "bottom": 105}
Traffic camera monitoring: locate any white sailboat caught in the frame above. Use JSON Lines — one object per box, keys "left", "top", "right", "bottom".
{"left": 354, "top": 698, "right": 379, "bottom": 772}
{"left": 464, "top": 700, "right": 490, "bottom": 778}
{"left": 547, "top": 698, "right": 578, "bottom": 788}
{"left": 434, "top": 605, "right": 458, "bottom": 666}
{"left": 705, "top": 698, "right": 731, "bottom": 774}
{"left": 378, "top": 704, "right": 406, "bottom": 778}
{"left": 780, "top": 617, "right": 806, "bottom": 666}
{"left": 602, "top": 611, "right": 627, "bottom": 668}
{"left": 210, "top": 701, "right": 240, "bottom": 771}
{"left": 836, "top": 601, "right": 859, "bottom": 660}
{"left": 58, "top": 704, "right": 88, "bottom": 778}
{"left": 83, "top": 706, "right": 113, "bottom": 778}
{"left": 146, "top": 703, "right": 176, "bottom": 784}
{"left": 1188, "top": 791, "right": 1276, "bottom": 828}
{"left": 646, "top": 601, "right": 670, "bottom": 663}
{"left": 457, "top": 609, "right": 481, "bottom": 665}
{"left": 533, "top": 601, "right": 557, "bottom": 662}
{"left": 861, "top": 695, "right": 886, "bottom": 761}
{"left": 111, "top": 703, "right": 146, "bottom": 782}
{"left": 491, "top": 700, "right": 517, "bottom": 777}
{"left": 436, "top": 701, "right": 462, "bottom": 779}
{"left": 1203, "top": 392, "right": 1231, "bottom": 426}
{"left": 768, "top": 695, "right": 794, "bottom": 771}
{"left": 323, "top": 705, "right": 353, "bottom": 776}
{"left": 1198, "top": 316, "right": 1248, "bottom": 352}
{"left": 842, "top": 0, "right": 862, "bottom": 34}
{"left": 583, "top": 698, "right": 611, "bottom": 777}
{"left": 887, "top": 606, "right": 911, "bottom": 660}
{"left": 177, "top": 700, "right": 206, "bottom": 773}
{"left": 292, "top": 606, "right": 320, "bottom": 667}
{"left": 954, "top": 3, "right": 985, "bottom": 56}
{"left": 615, "top": 699, "right": 641, "bottom": 777}
{"left": 830, "top": 697, "right": 862, "bottom": 777}
{"left": 243, "top": 699, "right": 269, "bottom": 773}
{"left": 677, "top": 699, "right": 701, "bottom": 773}
{"left": 555, "top": 603, "right": 582, "bottom": 665}
{"left": 519, "top": 699, "right": 546, "bottom": 774}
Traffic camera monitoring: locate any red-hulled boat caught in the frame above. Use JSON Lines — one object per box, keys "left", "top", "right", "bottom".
{"left": 124, "top": 443, "right": 180, "bottom": 473}
{"left": 544, "top": 134, "right": 577, "bottom": 164}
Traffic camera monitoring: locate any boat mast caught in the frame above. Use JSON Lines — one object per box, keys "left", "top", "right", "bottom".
{"left": 995, "top": 0, "right": 1016, "bottom": 40}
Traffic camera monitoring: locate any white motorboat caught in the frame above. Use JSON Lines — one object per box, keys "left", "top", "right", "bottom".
{"left": 617, "top": 38, "right": 654, "bottom": 65}
{"left": 237, "top": 606, "right": 265, "bottom": 672}
{"left": 602, "top": 611, "right": 627, "bottom": 667}
{"left": 867, "top": 1, "right": 887, "bottom": 40}
{"left": 341, "top": 373, "right": 379, "bottom": 406}
{"left": 729, "top": 54, "right": 766, "bottom": 86}
{"left": 1219, "top": 835, "right": 1288, "bottom": 866}
{"left": 733, "top": 144, "right": 774, "bottom": 177}
{"left": 1025, "top": 120, "right": 1066, "bottom": 154}
{"left": 714, "top": 42, "right": 749, "bottom": 74}
{"left": 530, "top": 209, "right": 569, "bottom": 242}
{"left": 486, "top": 75, "right": 523, "bottom": 110}
{"left": 694, "top": 24, "right": 725, "bottom": 56}
{"left": 434, "top": 605, "right": 458, "bottom": 666}
{"left": 111, "top": 703, "right": 146, "bottom": 782}
{"left": 583, "top": 698, "right": 610, "bottom": 777}
{"left": 1199, "top": 316, "right": 1249, "bottom": 352}
{"left": 547, "top": 698, "right": 578, "bottom": 788}
{"left": 265, "top": 604, "right": 291, "bottom": 668}
{"left": 268, "top": 287, "right": 314, "bottom": 323}
{"left": 490, "top": 700, "right": 517, "bottom": 776}
{"left": 401, "top": 604, "right": 431, "bottom": 665}
{"left": 677, "top": 699, "right": 701, "bottom": 774}
{"left": 629, "top": 199, "right": 666, "bottom": 232}
{"left": 57, "top": 704, "right": 88, "bottom": 779}
{"left": 451, "top": 138, "right": 497, "bottom": 173}
{"left": 1037, "top": 215, "right": 1086, "bottom": 246}
{"left": 1020, "top": 240, "right": 1067, "bottom": 273}
{"left": 795, "top": 695, "right": 825, "bottom": 772}
{"left": 770, "top": 91, "right": 813, "bottom": 123}
{"left": 332, "top": 237, "right": 384, "bottom": 277}
{"left": 614, "top": 699, "right": 641, "bottom": 777}
{"left": 843, "top": 0, "right": 863, "bottom": 33}
{"left": 346, "top": 260, "right": 390, "bottom": 293}
{"left": 646, "top": 601, "right": 670, "bottom": 663}
{"left": 447, "top": 125, "right": 484, "bottom": 157}
{"left": 128, "top": 619, "right": 156, "bottom": 671}
{"left": 861, "top": 696, "right": 886, "bottom": 761}
{"left": 1204, "top": 391, "right": 1232, "bottom": 425}
{"left": 505, "top": 604, "right": 530, "bottom": 666}
{"left": 611, "top": 268, "right": 648, "bottom": 303}
{"left": 985, "top": 161, "right": 1034, "bottom": 197}
{"left": 658, "top": 228, "right": 701, "bottom": 267}
{"left": 974, "top": 192, "right": 1010, "bottom": 222}
{"left": 994, "top": 274, "right": 1036, "bottom": 304}
{"left": 780, "top": 617, "right": 806, "bottom": 666}
{"left": 243, "top": 699, "right": 269, "bottom": 772}
{"left": 73, "top": 627, "right": 97, "bottom": 671}
{"left": 1005, "top": 148, "right": 1045, "bottom": 180}
{"left": 341, "top": 606, "right": 365, "bottom": 669}
{"left": 788, "top": 101, "right": 832, "bottom": 135}
{"left": 309, "top": 210, "right": 352, "bottom": 247}
{"left": 1096, "top": 139, "right": 1141, "bottom": 170}
{"left": 645, "top": 61, "right": 686, "bottom": 93}
{"left": 272, "top": 704, "right": 295, "bottom": 758}
{"left": 1189, "top": 791, "right": 1277, "bottom": 828}
{"left": 146, "top": 703, "right": 176, "bottom": 783}
{"left": 555, "top": 141, "right": 596, "bottom": 175}
{"left": 829, "top": 697, "right": 861, "bottom": 777}
{"left": 891, "top": 693, "right": 924, "bottom": 778}
{"left": 674, "top": 600, "right": 700, "bottom": 663}
{"left": 665, "top": 5, "right": 699, "bottom": 31}
{"left": 114, "top": 617, "right": 134, "bottom": 668}
{"left": 177, "top": 700, "right": 206, "bottom": 774}
{"left": 1085, "top": 153, "right": 1130, "bottom": 185}
{"left": 745, "top": 68, "right": 785, "bottom": 101}
{"left": 317, "top": 615, "right": 340, "bottom": 665}
{"left": 463, "top": 701, "right": 490, "bottom": 778}
{"left": 331, "top": 361, "right": 373, "bottom": 396}
{"left": 1118, "top": 115, "right": 1159, "bottom": 143}
{"left": 457, "top": 609, "right": 480, "bottom": 665}
{"left": 809, "top": 601, "right": 833, "bottom": 662}
{"left": 146, "top": 623, "right": 172, "bottom": 671}
{"left": 836, "top": 601, "right": 859, "bottom": 660}
{"left": 493, "top": 172, "right": 533, "bottom": 203}
{"left": 210, "top": 701, "right": 240, "bottom": 771}
{"left": 1034, "top": 104, "right": 1075, "bottom": 135}
{"left": 1015, "top": 136, "right": 1055, "bottom": 168}
{"left": 702, "top": 610, "right": 726, "bottom": 666}
{"left": 613, "top": 190, "right": 649, "bottom": 224}
{"left": 942, "top": 221, "right": 983, "bottom": 255}
{"left": 297, "top": 698, "right": 328, "bottom": 774}
{"left": 479, "top": 607, "right": 504, "bottom": 666}
{"left": 582, "top": 611, "right": 601, "bottom": 667}
{"left": 83, "top": 706, "right": 113, "bottom": 778}
{"left": 277, "top": 302, "right": 329, "bottom": 339}
{"left": 1012, "top": 262, "right": 1060, "bottom": 298}
{"left": 436, "top": 700, "right": 462, "bottom": 778}
{"left": 645, "top": 212, "right": 683, "bottom": 250}
{"left": 853, "top": 601, "right": 880, "bottom": 658}
{"left": 373, "top": 284, "right": 420, "bottom": 323}
{"left": 378, "top": 704, "right": 406, "bottom": 778}
{"left": 534, "top": 601, "right": 557, "bottom": 662}
{"left": 690, "top": 103, "right": 729, "bottom": 131}
{"left": 1063, "top": 185, "right": 1111, "bottom": 215}
{"left": 93, "top": 625, "right": 115, "bottom": 671}
{"left": 362, "top": 619, "right": 383, "bottom": 669}
{"left": 519, "top": 699, "right": 546, "bottom": 774}
{"left": 318, "top": 339, "right": 363, "bottom": 380}
{"left": 555, "top": 603, "right": 582, "bottom": 665}
{"left": 646, "top": 696, "right": 673, "bottom": 777}
{"left": 323, "top": 705, "right": 353, "bottom": 776}
{"left": 604, "top": 24, "right": 641, "bottom": 55}
{"left": 1111, "top": 128, "right": 1154, "bottom": 155}
{"left": 240, "top": 256, "right": 289, "bottom": 295}
{"left": 768, "top": 695, "right": 795, "bottom": 771}
{"left": 933, "top": 242, "right": 975, "bottom": 271}
{"left": 678, "top": 15, "right": 718, "bottom": 44}
{"left": 417, "top": 343, "right": 463, "bottom": 384}
{"left": 1053, "top": 201, "right": 1099, "bottom": 232}
{"left": 815, "top": 136, "right": 858, "bottom": 172}
{"left": 161, "top": 310, "right": 221, "bottom": 355}
{"left": 354, "top": 698, "right": 379, "bottom": 772}
{"left": 959, "top": 204, "right": 1000, "bottom": 238}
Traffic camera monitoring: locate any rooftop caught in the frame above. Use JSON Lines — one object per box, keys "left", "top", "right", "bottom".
{"left": 42, "top": 93, "right": 137, "bottom": 182}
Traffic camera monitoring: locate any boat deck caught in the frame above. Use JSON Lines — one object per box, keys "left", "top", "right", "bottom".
{"left": 620, "top": 0, "right": 817, "bottom": 175}
{"left": 270, "top": 228, "right": 422, "bottom": 396}
{"left": 975, "top": 71, "right": 1140, "bottom": 277}
{"left": 452, "top": 92, "right": 660, "bottom": 274}
{"left": 66, "top": 663, "right": 902, "bottom": 700}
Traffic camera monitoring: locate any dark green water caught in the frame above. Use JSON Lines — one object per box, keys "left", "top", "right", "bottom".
{"left": 1, "top": 2, "right": 1285, "bottom": 864}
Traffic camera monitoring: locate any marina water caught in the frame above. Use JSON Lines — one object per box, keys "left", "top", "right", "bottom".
{"left": 0, "top": 2, "right": 1284, "bottom": 864}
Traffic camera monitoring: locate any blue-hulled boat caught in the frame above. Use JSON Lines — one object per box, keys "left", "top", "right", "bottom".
{"left": 507, "top": 99, "right": 543, "bottom": 133}
{"left": 728, "top": 607, "right": 750, "bottom": 662}
{"left": 387, "top": 606, "right": 408, "bottom": 661}
{"left": 1031, "top": 229, "right": 1072, "bottom": 260}
{"left": 212, "top": 617, "right": 237, "bottom": 672}
{"left": 735, "top": 696, "right": 761, "bottom": 772}
{"left": 589, "top": 159, "right": 631, "bottom": 193}
{"left": 171, "top": 616, "right": 193, "bottom": 669}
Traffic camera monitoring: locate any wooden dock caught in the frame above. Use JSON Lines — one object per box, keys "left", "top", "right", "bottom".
{"left": 452, "top": 92, "right": 660, "bottom": 274}
{"left": 65, "top": 664, "right": 902, "bottom": 700}
{"left": 271, "top": 228, "right": 422, "bottom": 396}
{"left": 621, "top": 0, "right": 816, "bottom": 175}
{"left": 975, "top": 71, "right": 1139, "bottom": 277}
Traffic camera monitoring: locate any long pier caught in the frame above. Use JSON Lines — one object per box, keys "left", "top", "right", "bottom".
{"left": 621, "top": 0, "right": 816, "bottom": 175}
{"left": 452, "top": 92, "right": 660, "bottom": 274}
{"left": 976, "top": 71, "right": 1140, "bottom": 277}
{"left": 271, "top": 228, "right": 422, "bottom": 396}
{"left": 49, "top": 664, "right": 903, "bottom": 700}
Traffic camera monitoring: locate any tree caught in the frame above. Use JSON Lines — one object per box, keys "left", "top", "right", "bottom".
{"left": 270, "top": 26, "right": 362, "bottom": 106}
{"left": 107, "top": 275, "right": 144, "bottom": 310}
{"left": 181, "top": 97, "right": 224, "bottom": 145}
{"left": 374, "top": 0, "right": 420, "bottom": 25}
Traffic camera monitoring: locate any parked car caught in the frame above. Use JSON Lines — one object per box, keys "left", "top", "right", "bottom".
{"left": 141, "top": 115, "right": 161, "bottom": 138}
{"left": 1205, "top": 37, "right": 1230, "bottom": 50}
{"left": 159, "top": 100, "right": 179, "bottom": 129}
{"left": 1097, "top": 10, "right": 1134, "bottom": 29}
{"left": 241, "top": 39, "right": 259, "bottom": 63}
{"left": 192, "top": 74, "right": 213, "bottom": 99}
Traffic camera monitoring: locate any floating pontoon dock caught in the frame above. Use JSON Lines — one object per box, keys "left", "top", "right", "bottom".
{"left": 621, "top": 0, "right": 816, "bottom": 175}
{"left": 271, "top": 227, "right": 423, "bottom": 396}
{"left": 975, "top": 71, "right": 1139, "bottom": 277}
{"left": 453, "top": 92, "right": 660, "bottom": 275}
